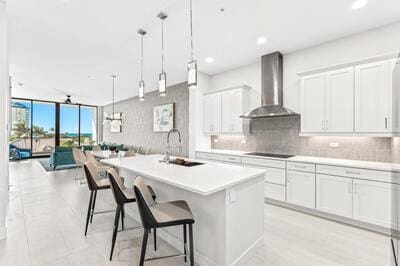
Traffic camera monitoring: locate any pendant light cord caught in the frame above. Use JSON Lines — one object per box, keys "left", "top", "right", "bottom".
{"left": 190, "top": 0, "right": 194, "bottom": 61}
{"left": 141, "top": 34, "right": 144, "bottom": 81}
{"left": 112, "top": 75, "right": 115, "bottom": 119}
{"left": 161, "top": 19, "right": 164, "bottom": 73}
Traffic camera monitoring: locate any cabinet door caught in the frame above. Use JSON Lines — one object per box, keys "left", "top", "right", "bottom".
{"left": 355, "top": 61, "right": 390, "bottom": 132}
{"left": 325, "top": 67, "right": 354, "bottom": 132}
{"left": 287, "top": 170, "right": 316, "bottom": 209}
{"left": 390, "top": 59, "right": 400, "bottom": 133}
{"left": 352, "top": 179, "right": 398, "bottom": 228}
{"left": 300, "top": 73, "right": 326, "bottom": 132}
{"left": 221, "top": 90, "right": 233, "bottom": 133}
{"left": 231, "top": 88, "right": 244, "bottom": 133}
{"left": 204, "top": 93, "right": 221, "bottom": 133}
{"left": 316, "top": 174, "right": 352, "bottom": 218}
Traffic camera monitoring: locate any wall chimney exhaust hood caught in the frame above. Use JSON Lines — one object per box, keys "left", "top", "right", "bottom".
{"left": 241, "top": 52, "right": 299, "bottom": 119}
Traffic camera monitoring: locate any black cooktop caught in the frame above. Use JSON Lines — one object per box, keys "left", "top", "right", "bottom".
{"left": 245, "top": 152, "right": 295, "bottom": 159}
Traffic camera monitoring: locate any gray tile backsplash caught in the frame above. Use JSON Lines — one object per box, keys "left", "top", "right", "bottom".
{"left": 211, "top": 116, "right": 395, "bottom": 163}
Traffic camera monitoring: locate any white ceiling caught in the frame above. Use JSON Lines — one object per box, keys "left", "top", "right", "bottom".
{"left": 8, "top": 0, "right": 400, "bottom": 106}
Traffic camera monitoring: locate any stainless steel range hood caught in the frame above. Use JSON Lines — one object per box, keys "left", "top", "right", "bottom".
{"left": 241, "top": 52, "right": 299, "bottom": 119}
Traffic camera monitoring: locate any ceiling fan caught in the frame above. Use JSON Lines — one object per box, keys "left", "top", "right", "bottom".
{"left": 64, "top": 95, "right": 73, "bottom": 104}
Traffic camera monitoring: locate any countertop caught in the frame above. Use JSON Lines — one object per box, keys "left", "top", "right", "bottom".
{"left": 101, "top": 154, "right": 266, "bottom": 196}
{"left": 196, "top": 149, "right": 400, "bottom": 172}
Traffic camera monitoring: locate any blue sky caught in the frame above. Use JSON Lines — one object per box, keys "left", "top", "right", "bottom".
{"left": 17, "top": 101, "right": 95, "bottom": 134}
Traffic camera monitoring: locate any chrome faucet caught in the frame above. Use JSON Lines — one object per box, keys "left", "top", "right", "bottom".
{"left": 161, "top": 128, "right": 182, "bottom": 164}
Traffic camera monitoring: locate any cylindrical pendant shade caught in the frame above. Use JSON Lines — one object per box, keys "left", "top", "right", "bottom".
{"left": 139, "top": 80, "right": 145, "bottom": 101}
{"left": 159, "top": 72, "right": 167, "bottom": 96}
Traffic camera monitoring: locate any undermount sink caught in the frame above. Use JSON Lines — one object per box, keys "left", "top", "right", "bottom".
{"left": 169, "top": 159, "right": 205, "bottom": 167}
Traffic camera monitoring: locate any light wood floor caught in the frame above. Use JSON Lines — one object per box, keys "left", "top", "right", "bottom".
{"left": 0, "top": 159, "right": 395, "bottom": 266}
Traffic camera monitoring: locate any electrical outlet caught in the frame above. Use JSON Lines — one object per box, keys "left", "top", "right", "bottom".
{"left": 330, "top": 142, "right": 340, "bottom": 148}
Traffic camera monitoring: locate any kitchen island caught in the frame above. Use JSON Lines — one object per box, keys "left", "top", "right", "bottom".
{"left": 101, "top": 154, "right": 265, "bottom": 266}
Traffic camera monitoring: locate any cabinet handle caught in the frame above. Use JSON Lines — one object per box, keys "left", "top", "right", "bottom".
{"left": 348, "top": 183, "right": 352, "bottom": 194}
{"left": 385, "top": 117, "right": 388, "bottom": 129}
{"left": 294, "top": 165, "right": 306, "bottom": 169}
{"left": 345, "top": 170, "right": 360, "bottom": 175}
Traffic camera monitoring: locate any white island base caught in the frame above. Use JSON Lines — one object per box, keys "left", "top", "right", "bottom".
{"left": 103, "top": 155, "right": 265, "bottom": 266}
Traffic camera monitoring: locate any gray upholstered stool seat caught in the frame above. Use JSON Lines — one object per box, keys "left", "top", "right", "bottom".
{"left": 150, "top": 200, "right": 194, "bottom": 227}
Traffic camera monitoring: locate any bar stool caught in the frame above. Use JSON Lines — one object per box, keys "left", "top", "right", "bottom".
{"left": 83, "top": 161, "right": 112, "bottom": 236}
{"left": 107, "top": 168, "right": 157, "bottom": 261}
{"left": 133, "top": 177, "right": 195, "bottom": 266}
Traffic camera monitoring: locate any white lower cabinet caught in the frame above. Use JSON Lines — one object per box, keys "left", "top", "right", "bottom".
{"left": 316, "top": 174, "right": 353, "bottom": 218}
{"left": 286, "top": 170, "right": 316, "bottom": 209}
{"left": 264, "top": 183, "right": 285, "bottom": 201}
{"left": 352, "top": 179, "right": 398, "bottom": 228}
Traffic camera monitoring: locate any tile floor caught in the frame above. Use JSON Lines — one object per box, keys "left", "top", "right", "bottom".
{"left": 0, "top": 159, "right": 395, "bottom": 266}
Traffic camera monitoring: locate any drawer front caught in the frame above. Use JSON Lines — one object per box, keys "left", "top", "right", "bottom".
{"left": 264, "top": 183, "right": 286, "bottom": 201}
{"left": 316, "top": 164, "right": 394, "bottom": 183}
{"left": 223, "top": 155, "right": 242, "bottom": 164}
{"left": 265, "top": 167, "right": 286, "bottom": 185}
{"left": 196, "top": 152, "right": 224, "bottom": 162}
{"left": 287, "top": 161, "right": 316, "bottom": 173}
{"left": 242, "top": 157, "right": 285, "bottom": 169}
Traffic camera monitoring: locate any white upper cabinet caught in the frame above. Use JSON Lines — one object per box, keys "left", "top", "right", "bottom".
{"left": 355, "top": 61, "right": 390, "bottom": 133}
{"left": 325, "top": 67, "right": 354, "bottom": 132}
{"left": 300, "top": 68, "right": 354, "bottom": 133}
{"left": 204, "top": 86, "right": 250, "bottom": 134}
{"left": 204, "top": 92, "right": 222, "bottom": 133}
{"left": 390, "top": 58, "right": 400, "bottom": 133}
{"left": 300, "top": 73, "right": 325, "bottom": 133}
{"left": 299, "top": 53, "right": 399, "bottom": 136}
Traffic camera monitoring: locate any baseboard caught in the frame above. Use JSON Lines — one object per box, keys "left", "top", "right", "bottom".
{"left": 125, "top": 206, "right": 218, "bottom": 266}
{"left": 0, "top": 225, "right": 6, "bottom": 240}
{"left": 231, "top": 236, "right": 263, "bottom": 266}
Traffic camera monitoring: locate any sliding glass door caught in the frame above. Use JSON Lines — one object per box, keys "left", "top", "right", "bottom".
{"left": 10, "top": 98, "right": 98, "bottom": 157}
{"left": 80, "top": 106, "right": 97, "bottom": 145}
{"left": 60, "top": 104, "right": 79, "bottom": 147}
{"left": 32, "top": 101, "right": 56, "bottom": 156}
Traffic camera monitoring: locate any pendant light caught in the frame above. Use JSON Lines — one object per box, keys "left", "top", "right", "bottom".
{"left": 103, "top": 75, "right": 124, "bottom": 125}
{"left": 157, "top": 12, "right": 168, "bottom": 96}
{"left": 187, "top": 0, "right": 197, "bottom": 88}
{"left": 138, "top": 29, "right": 146, "bottom": 101}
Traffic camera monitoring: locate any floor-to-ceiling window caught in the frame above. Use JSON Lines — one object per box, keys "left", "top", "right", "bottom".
{"left": 10, "top": 99, "right": 31, "bottom": 151}
{"left": 80, "top": 106, "right": 97, "bottom": 146}
{"left": 10, "top": 98, "right": 98, "bottom": 156}
{"left": 32, "top": 101, "right": 55, "bottom": 155}
{"left": 60, "top": 104, "right": 79, "bottom": 147}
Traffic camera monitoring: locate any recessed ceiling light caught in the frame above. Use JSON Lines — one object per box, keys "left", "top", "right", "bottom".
{"left": 351, "top": 0, "right": 368, "bottom": 10}
{"left": 257, "top": 36, "right": 267, "bottom": 45}
{"left": 205, "top": 57, "right": 214, "bottom": 63}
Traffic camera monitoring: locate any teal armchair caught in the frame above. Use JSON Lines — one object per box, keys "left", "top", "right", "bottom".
{"left": 50, "top": 147, "right": 77, "bottom": 170}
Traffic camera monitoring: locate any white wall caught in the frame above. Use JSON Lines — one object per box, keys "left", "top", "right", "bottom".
{"left": 209, "top": 21, "right": 400, "bottom": 113}
{"left": 0, "top": 0, "right": 8, "bottom": 240}
{"left": 189, "top": 72, "right": 211, "bottom": 158}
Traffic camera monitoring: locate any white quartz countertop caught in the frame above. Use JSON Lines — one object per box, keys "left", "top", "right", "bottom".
{"left": 101, "top": 154, "right": 266, "bottom": 196}
{"left": 196, "top": 149, "right": 400, "bottom": 172}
